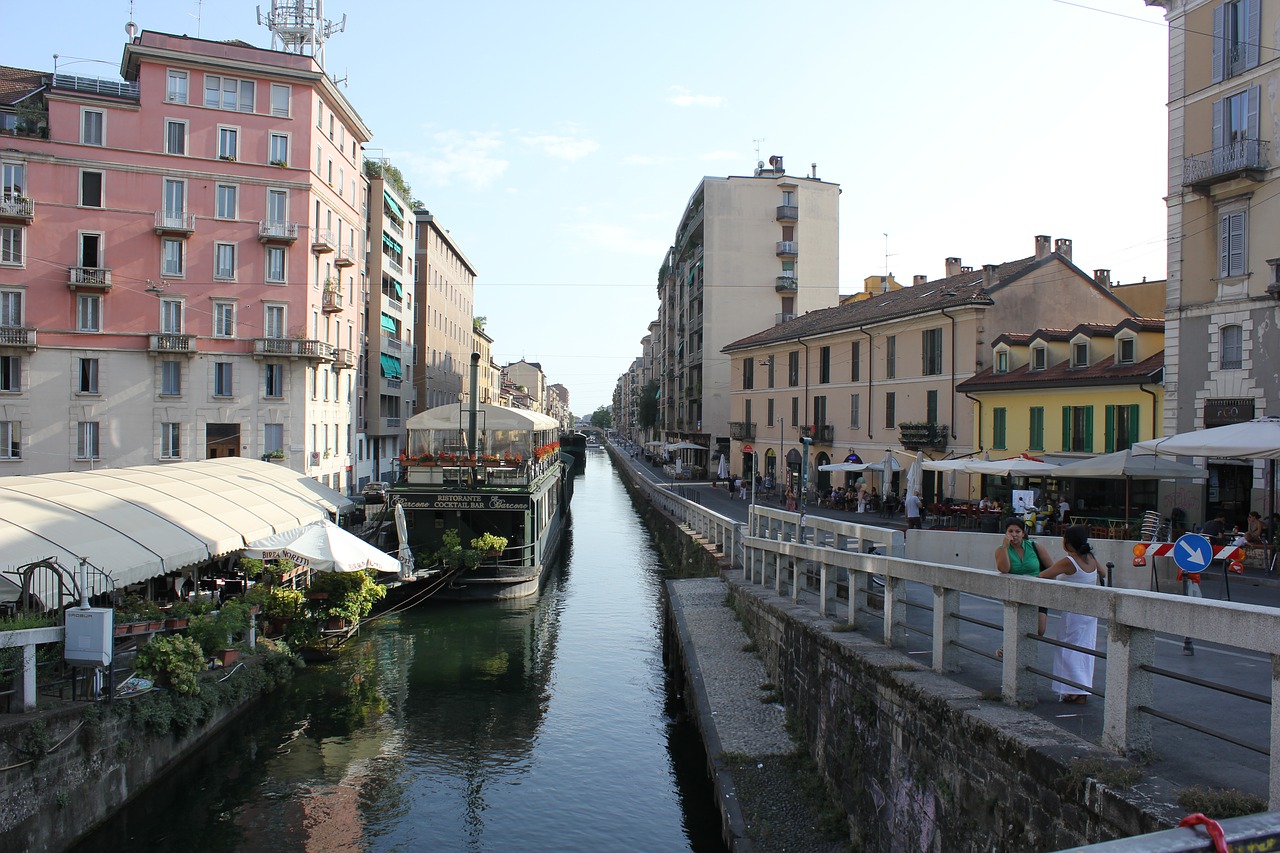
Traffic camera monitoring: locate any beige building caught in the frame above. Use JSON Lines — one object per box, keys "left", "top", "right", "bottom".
{"left": 722, "top": 236, "right": 1136, "bottom": 499}
{"left": 1148, "top": 0, "right": 1280, "bottom": 523}
{"left": 656, "top": 157, "right": 840, "bottom": 454}
{"left": 412, "top": 208, "right": 476, "bottom": 411}
{"left": 503, "top": 359, "right": 546, "bottom": 412}
{"left": 471, "top": 324, "right": 499, "bottom": 404}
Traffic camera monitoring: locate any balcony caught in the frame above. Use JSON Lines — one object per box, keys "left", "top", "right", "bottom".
{"left": 385, "top": 255, "right": 403, "bottom": 276}
{"left": 0, "top": 327, "right": 36, "bottom": 350}
{"left": 775, "top": 275, "right": 798, "bottom": 293}
{"left": 67, "top": 267, "right": 111, "bottom": 290}
{"left": 799, "top": 424, "right": 834, "bottom": 444}
{"left": 153, "top": 210, "right": 196, "bottom": 235}
{"left": 311, "top": 228, "right": 336, "bottom": 253}
{"left": 252, "top": 337, "right": 335, "bottom": 361}
{"left": 149, "top": 333, "right": 197, "bottom": 354}
{"left": 775, "top": 240, "right": 798, "bottom": 258}
{"left": 0, "top": 196, "right": 34, "bottom": 222}
{"left": 1183, "top": 138, "right": 1270, "bottom": 191}
{"left": 334, "top": 245, "right": 357, "bottom": 267}
{"left": 321, "top": 281, "right": 343, "bottom": 313}
{"left": 729, "top": 421, "right": 756, "bottom": 441}
{"left": 332, "top": 348, "right": 355, "bottom": 370}
{"left": 775, "top": 204, "right": 798, "bottom": 222}
{"left": 259, "top": 221, "right": 299, "bottom": 243}
{"left": 897, "top": 421, "right": 949, "bottom": 451}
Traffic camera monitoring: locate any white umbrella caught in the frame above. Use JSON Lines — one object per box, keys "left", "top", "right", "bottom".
{"left": 716, "top": 454, "right": 729, "bottom": 480}
{"left": 1054, "top": 448, "right": 1208, "bottom": 526}
{"left": 667, "top": 441, "right": 708, "bottom": 451}
{"left": 905, "top": 451, "right": 924, "bottom": 497}
{"left": 921, "top": 458, "right": 976, "bottom": 472}
{"left": 244, "top": 519, "right": 401, "bottom": 573}
{"left": 1137, "top": 417, "right": 1280, "bottom": 460}
{"left": 965, "top": 457, "right": 1060, "bottom": 476}
{"left": 394, "top": 502, "right": 414, "bottom": 579}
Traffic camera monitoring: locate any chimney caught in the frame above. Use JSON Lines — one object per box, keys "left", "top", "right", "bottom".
{"left": 945, "top": 257, "right": 962, "bottom": 277}
{"left": 1054, "top": 237, "right": 1072, "bottom": 260}
{"left": 982, "top": 263, "right": 1000, "bottom": 289}
{"left": 961, "top": 266, "right": 973, "bottom": 273}
{"left": 913, "top": 274, "right": 927, "bottom": 287}
{"left": 1094, "top": 269, "right": 1111, "bottom": 288}
{"left": 1035, "top": 235, "right": 1052, "bottom": 259}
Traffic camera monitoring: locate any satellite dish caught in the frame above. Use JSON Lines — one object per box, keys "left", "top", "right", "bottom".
{"left": 125, "top": 21, "right": 139, "bottom": 38}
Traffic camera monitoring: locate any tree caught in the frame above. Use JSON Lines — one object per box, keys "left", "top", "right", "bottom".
{"left": 590, "top": 406, "right": 613, "bottom": 429}
{"left": 638, "top": 381, "right": 659, "bottom": 430}
{"left": 362, "top": 158, "right": 413, "bottom": 206}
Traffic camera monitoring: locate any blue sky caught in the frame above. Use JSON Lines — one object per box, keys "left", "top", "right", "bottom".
{"left": 10, "top": 1, "right": 1171, "bottom": 416}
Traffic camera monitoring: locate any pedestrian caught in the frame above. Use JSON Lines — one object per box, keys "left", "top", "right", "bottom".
{"left": 785, "top": 487, "right": 797, "bottom": 512}
{"left": 739, "top": 477, "right": 748, "bottom": 501}
{"left": 993, "top": 517, "right": 1049, "bottom": 659}
{"left": 1038, "top": 525, "right": 1106, "bottom": 704}
{"left": 905, "top": 489, "right": 924, "bottom": 531}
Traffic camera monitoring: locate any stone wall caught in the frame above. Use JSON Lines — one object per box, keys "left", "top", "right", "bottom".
{"left": 726, "top": 581, "right": 1182, "bottom": 851}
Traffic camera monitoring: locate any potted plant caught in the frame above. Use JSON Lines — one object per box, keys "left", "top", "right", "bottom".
{"left": 305, "top": 570, "right": 386, "bottom": 630}
{"left": 114, "top": 594, "right": 163, "bottom": 634}
{"left": 269, "top": 159, "right": 287, "bottom": 167}
{"left": 262, "top": 449, "right": 286, "bottom": 462}
{"left": 470, "top": 533, "right": 509, "bottom": 556}
{"left": 136, "top": 634, "right": 205, "bottom": 695}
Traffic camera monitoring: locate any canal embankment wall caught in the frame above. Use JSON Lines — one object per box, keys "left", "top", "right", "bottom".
{"left": 611, "top": 446, "right": 1181, "bottom": 851}
{"left": 0, "top": 654, "right": 293, "bottom": 853}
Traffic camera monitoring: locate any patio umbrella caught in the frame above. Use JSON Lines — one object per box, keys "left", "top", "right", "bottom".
{"left": 965, "top": 457, "right": 1060, "bottom": 476}
{"left": 716, "top": 454, "right": 729, "bottom": 480}
{"left": 905, "top": 451, "right": 924, "bottom": 497}
{"left": 666, "top": 441, "right": 708, "bottom": 451}
{"left": 1054, "top": 448, "right": 1208, "bottom": 525}
{"left": 394, "top": 502, "right": 414, "bottom": 579}
{"left": 244, "top": 519, "right": 401, "bottom": 573}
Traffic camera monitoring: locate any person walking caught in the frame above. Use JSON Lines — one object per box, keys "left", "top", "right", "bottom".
{"left": 905, "top": 489, "right": 924, "bottom": 532}
{"left": 1038, "top": 525, "right": 1106, "bottom": 704}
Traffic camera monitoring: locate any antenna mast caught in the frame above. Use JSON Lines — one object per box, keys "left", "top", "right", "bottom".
{"left": 257, "top": 0, "right": 347, "bottom": 69}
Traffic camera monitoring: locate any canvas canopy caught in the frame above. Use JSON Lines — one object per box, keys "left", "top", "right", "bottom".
{"left": 244, "top": 519, "right": 400, "bottom": 573}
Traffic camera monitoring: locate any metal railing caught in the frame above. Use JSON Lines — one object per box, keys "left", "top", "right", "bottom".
{"left": 1184, "top": 138, "right": 1270, "bottom": 186}
{"left": 51, "top": 73, "right": 139, "bottom": 100}
{"left": 252, "top": 337, "right": 335, "bottom": 359}
{"left": 67, "top": 267, "right": 111, "bottom": 289}
{"left": 259, "top": 221, "right": 299, "bottom": 242}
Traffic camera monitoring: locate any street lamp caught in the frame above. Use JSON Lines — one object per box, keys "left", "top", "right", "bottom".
{"left": 799, "top": 435, "right": 812, "bottom": 541}
{"left": 777, "top": 417, "right": 785, "bottom": 502}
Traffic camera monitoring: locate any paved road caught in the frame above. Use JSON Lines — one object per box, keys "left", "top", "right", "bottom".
{"left": 611, "top": 443, "right": 1277, "bottom": 800}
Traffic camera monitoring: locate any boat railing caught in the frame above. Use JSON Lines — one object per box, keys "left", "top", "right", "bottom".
{"left": 404, "top": 455, "right": 561, "bottom": 488}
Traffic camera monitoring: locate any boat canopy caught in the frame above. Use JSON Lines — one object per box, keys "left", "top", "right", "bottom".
{"left": 406, "top": 403, "right": 560, "bottom": 457}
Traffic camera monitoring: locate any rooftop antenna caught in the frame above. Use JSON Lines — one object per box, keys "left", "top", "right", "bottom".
{"left": 191, "top": 0, "right": 203, "bottom": 38}
{"left": 883, "top": 233, "right": 897, "bottom": 277}
{"left": 257, "top": 0, "right": 346, "bottom": 69}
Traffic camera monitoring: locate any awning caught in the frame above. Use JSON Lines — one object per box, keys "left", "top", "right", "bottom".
{"left": 393, "top": 280, "right": 403, "bottom": 298}
{"left": 380, "top": 313, "right": 397, "bottom": 333}
{"left": 383, "top": 189, "right": 404, "bottom": 218}
{"left": 382, "top": 233, "right": 403, "bottom": 255}
{"left": 380, "top": 352, "right": 403, "bottom": 379}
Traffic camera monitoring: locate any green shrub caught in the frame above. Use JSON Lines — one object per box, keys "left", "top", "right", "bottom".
{"left": 305, "top": 570, "right": 386, "bottom": 622}
{"left": 136, "top": 634, "right": 206, "bottom": 695}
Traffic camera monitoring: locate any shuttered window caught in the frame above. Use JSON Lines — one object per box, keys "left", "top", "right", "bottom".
{"left": 1219, "top": 209, "right": 1247, "bottom": 278}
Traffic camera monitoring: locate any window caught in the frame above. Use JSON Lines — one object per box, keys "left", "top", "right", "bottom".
{"left": 204, "top": 75, "right": 255, "bottom": 112}
{"left": 161, "top": 360, "right": 181, "bottom": 396}
{"left": 80, "top": 171, "right": 102, "bottom": 207}
{"left": 161, "top": 423, "right": 181, "bottom": 459}
{"left": 214, "top": 243, "right": 236, "bottom": 280}
{"left": 0, "top": 354, "right": 19, "bottom": 392}
{"left": 0, "top": 421, "right": 18, "bottom": 459}
{"left": 77, "top": 357, "right": 99, "bottom": 394}
{"left": 166, "top": 69, "right": 188, "bottom": 103}
{"left": 265, "top": 246, "right": 286, "bottom": 283}
{"left": 217, "top": 127, "right": 238, "bottom": 160}
{"left": 819, "top": 346, "right": 831, "bottom": 384}
{"left": 2, "top": 161, "right": 24, "bottom": 198}
{"left": 885, "top": 335, "right": 897, "bottom": 379}
{"left": 214, "top": 302, "right": 235, "bottom": 337}
{"left": 0, "top": 291, "right": 20, "bottom": 326}
{"left": 270, "top": 83, "right": 290, "bottom": 117}
{"left": 742, "top": 357, "right": 754, "bottom": 390}
{"left": 213, "top": 362, "right": 233, "bottom": 397}
{"left": 160, "top": 299, "right": 183, "bottom": 334}
{"left": 922, "top": 328, "right": 943, "bottom": 375}
{"left": 885, "top": 391, "right": 896, "bottom": 429}
{"left": 162, "top": 179, "right": 185, "bottom": 219}
{"left": 1221, "top": 324, "right": 1243, "bottom": 369}
{"left": 267, "top": 188, "right": 287, "bottom": 224}
{"left": 77, "top": 422, "right": 100, "bottom": 460}
{"left": 850, "top": 393, "right": 860, "bottom": 429}
{"left": 1029, "top": 406, "right": 1045, "bottom": 451}
{"left": 993, "top": 407, "right": 1007, "bottom": 450}
{"left": 851, "top": 341, "right": 860, "bottom": 381}
{"left": 1032, "top": 346, "right": 1046, "bottom": 370}
{"left": 0, "top": 227, "right": 21, "bottom": 265}
{"left": 265, "top": 423, "right": 284, "bottom": 455}
{"left": 264, "top": 304, "right": 285, "bottom": 338}
{"left": 81, "top": 109, "right": 103, "bottom": 145}
{"left": 1072, "top": 342, "right": 1089, "bottom": 368}
{"left": 791, "top": 396, "right": 799, "bottom": 427}
{"left": 158, "top": 237, "right": 183, "bottom": 276}
{"left": 813, "top": 395, "right": 827, "bottom": 427}
{"left": 1219, "top": 208, "right": 1247, "bottom": 278}
{"left": 265, "top": 363, "right": 284, "bottom": 398}
{"left": 1106, "top": 404, "right": 1140, "bottom": 453}
{"left": 766, "top": 397, "right": 775, "bottom": 426}
{"left": 1062, "top": 405, "right": 1094, "bottom": 453}
{"left": 1118, "top": 337, "right": 1135, "bottom": 364}
{"left": 165, "top": 120, "right": 186, "bottom": 155}
{"left": 926, "top": 389, "right": 938, "bottom": 424}
{"left": 766, "top": 355, "right": 775, "bottom": 388}
{"left": 215, "top": 184, "right": 237, "bottom": 220}
{"left": 744, "top": 399, "right": 752, "bottom": 431}
{"left": 1213, "top": 0, "right": 1260, "bottom": 82}
{"left": 787, "top": 350, "right": 799, "bottom": 386}
{"left": 996, "top": 349, "right": 1009, "bottom": 373}
{"left": 77, "top": 294, "right": 101, "bottom": 332}
{"left": 269, "top": 133, "right": 288, "bottom": 165}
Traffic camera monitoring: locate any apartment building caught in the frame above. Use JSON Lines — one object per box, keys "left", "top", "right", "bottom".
{"left": 722, "top": 236, "right": 1136, "bottom": 500}
{"left": 412, "top": 208, "right": 476, "bottom": 411}
{"left": 503, "top": 360, "right": 546, "bottom": 412}
{"left": 0, "top": 30, "right": 369, "bottom": 490}
{"left": 1148, "top": 0, "right": 1280, "bottom": 519}
{"left": 656, "top": 157, "right": 840, "bottom": 452}
{"left": 356, "top": 168, "right": 414, "bottom": 488}
{"left": 472, "top": 324, "right": 500, "bottom": 404}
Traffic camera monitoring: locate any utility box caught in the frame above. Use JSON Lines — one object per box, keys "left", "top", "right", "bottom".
{"left": 64, "top": 608, "right": 113, "bottom": 668}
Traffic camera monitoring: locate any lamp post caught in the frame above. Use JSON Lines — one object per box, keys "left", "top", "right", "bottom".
{"left": 777, "top": 417, "right": 785, "bottom": 503}
{"left": 800, "top": 435, "right": 812, "bottom": 541}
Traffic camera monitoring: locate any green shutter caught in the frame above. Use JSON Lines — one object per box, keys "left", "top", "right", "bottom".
{"left": 1105, "top": 405, "right": 1115, "bottom": 454}
{"left": 383, "top": 189, "right": 404, "bottom": 218}
{"left": 1129, "top": 404, "right": 1141, "bottom": 445}
{"left": 1030, "top": 407, "right": 1044, "bottom": 451}
{"left": 379, "top": 353, "right": 403, "bottom": 379}
{"left": 1084, "top": 406, "right": 1094, "bottom": 453}
{"left": 1062, "top": 407, "right": 1071, "bottom": 452}
{"left": 380, "top": 313, "right": 397, "bottom": 333}
{"left": 382, "top": 233, "right": 403, "bottom": 254}
{"left": 993, "top": 408, "right": 1006, "bottom": 450}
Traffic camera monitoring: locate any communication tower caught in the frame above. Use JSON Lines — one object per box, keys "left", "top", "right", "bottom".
{"left": 257, "top": 0, "right": 346, "bottom": 70}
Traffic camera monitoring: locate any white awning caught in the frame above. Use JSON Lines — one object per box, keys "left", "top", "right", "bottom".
{"left": 406, "top": 402, "right": 560, "bottom": 432}
{"left": 0, "top": 458, "right": 352, "bottom": 593}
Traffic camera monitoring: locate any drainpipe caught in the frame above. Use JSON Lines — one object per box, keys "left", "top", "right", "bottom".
{"left": 940, "top": 306, "right": 959, "bottom": 440}
{"left": 797, "top": 337, "right": 810, "bottom": 430}
{"left": 963, "top": 391, "right": 984, "bottom": 453}
{"left": 860, "top": 327, "right": 874, "bottom": 440}
{"left": 1138, "top": 383, "right": 1158, "bottom": 440}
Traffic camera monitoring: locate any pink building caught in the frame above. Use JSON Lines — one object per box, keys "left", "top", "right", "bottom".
{"left": 0, "top": 31, "right": 371, "bottom": 491}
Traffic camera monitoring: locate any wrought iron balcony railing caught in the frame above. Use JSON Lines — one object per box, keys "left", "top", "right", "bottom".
{"left": 1183, "top": 138, "right": 1270, "bottom": 188}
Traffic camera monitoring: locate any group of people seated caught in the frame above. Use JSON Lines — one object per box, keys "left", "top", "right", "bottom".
{"left": 1199, "top": 510, "right": 1278, "bottom": 549}
{"left": 816, "top": 485, "right": 901, "bottom": 515}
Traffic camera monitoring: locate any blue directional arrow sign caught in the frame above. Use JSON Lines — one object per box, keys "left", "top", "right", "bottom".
{"left": 1173, "top": 533, "right": 1214, "bottom": 574}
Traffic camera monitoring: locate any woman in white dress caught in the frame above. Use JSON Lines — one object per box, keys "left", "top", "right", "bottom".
{"left": 1038, "top": 525, "right": 1107, "bottom": 704}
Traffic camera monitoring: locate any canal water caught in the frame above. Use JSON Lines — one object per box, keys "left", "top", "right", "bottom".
{"left": 71, "top": 449, "right": 727, "bottom": 852}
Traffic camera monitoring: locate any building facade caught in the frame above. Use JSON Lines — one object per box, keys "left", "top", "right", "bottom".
{"left": 1149, "top": 0, "right": 1280, "bottom": 520}
{"left": 412, "top": 208, "right": 476, "bottom": 411}
{"left": 0, "top": 30, "right": 369, "bottom": 491}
